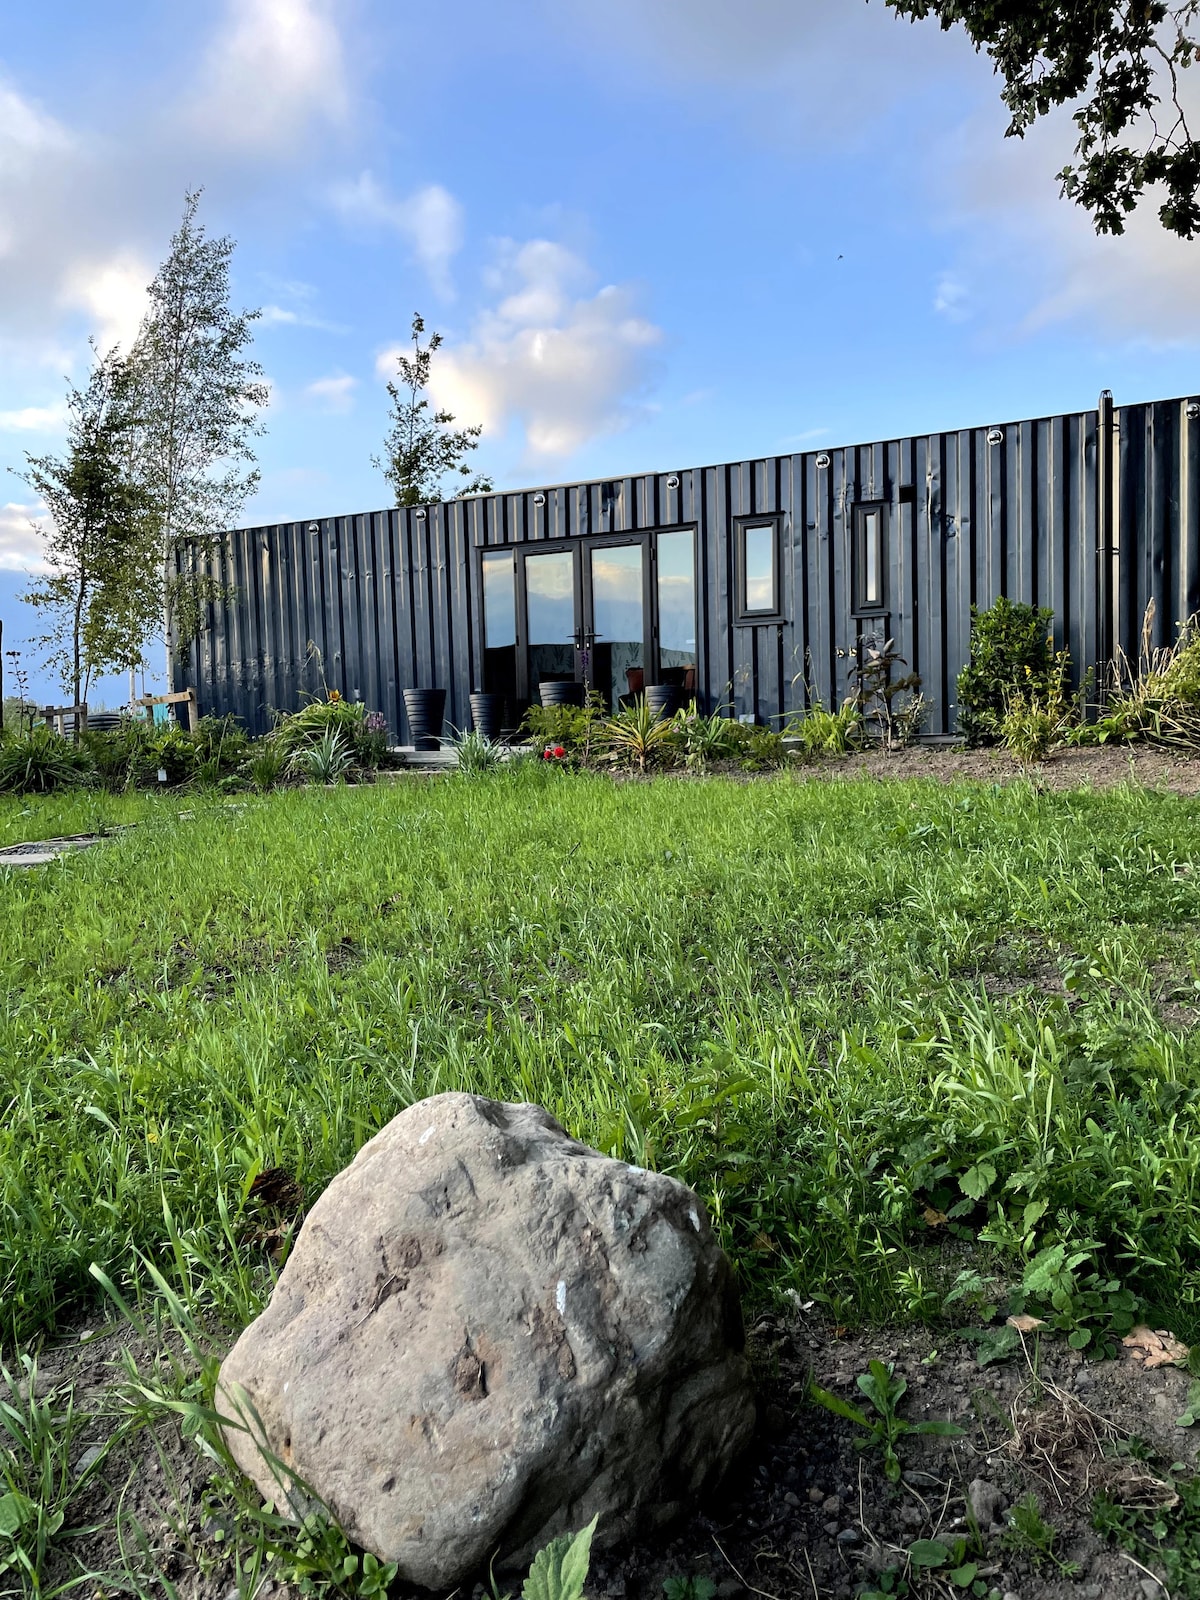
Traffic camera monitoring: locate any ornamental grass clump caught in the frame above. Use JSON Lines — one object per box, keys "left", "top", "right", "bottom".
{"left": 1086, "top": 603, "right": 1200, "bottom": 748}
{"left": 0, "top": 725, "right": 93, "bottom": 794}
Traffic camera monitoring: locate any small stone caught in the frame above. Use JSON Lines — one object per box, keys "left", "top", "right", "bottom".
{"left": 836, "top": 1528, "right": 861, "bottom": 1547}
{"left": 808, "top": 1486, "right": 825, "bottom": 1503}
{"left": 823, "top": 1519, "right": 840, "bottom": 1535}
{"left": 605, "top": 1580, "right": 627, "bottom": 1599}
{"left": 1082, "top": 1587, "right": 1102, "bottom": 1599}
{"left": 783, "top": 1491, "right": 801, "bottom": 1507}
{"left": 1153, "top": 1394, "right": 1171, "bottom": 1410}
{"left": 1140, "top": 1582, "right": 1166, "bottom": 1599}
{"left": 900, "top": 1505, "right": 924, "bottom": 1530}
{"left": 76, "top": 1444, "right": 104, "bottom": 1475}
{"left": 968, "top": 1477, "right": 1005, "bottom": 1530}
{"left": 715, "top": 1583, "right": 744, "bottom": 1600}
{"left": 822, "top": 1494, "right": 842, "bottom": 1514}
{"left": 1002, "top": 1592, "right": 1021, "bottom": 1600}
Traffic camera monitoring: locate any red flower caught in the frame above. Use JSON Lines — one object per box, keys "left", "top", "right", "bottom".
{"left": 553, "top": 745, "right": 566, "bottom": 758}
{"left": 542, "top": 749, "right": 553, "bottom": 760}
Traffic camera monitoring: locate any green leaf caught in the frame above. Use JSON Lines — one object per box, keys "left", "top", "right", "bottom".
{"left": 0, "top": 1492, "right": 32, "bottom": 1539}
{"left": 522, "top": 1515, "right": 599, "bottom": 1600}
{"left": 912, "top": 1419, "right": 966, "bottom": 1437}
{"left": 959, "top": 1162, "right": 996, "bottom": 1201}
{"left": 810, "top": 1384, "right": 872, "bottom": 1429}
{"left": 1068, "top": 1328, "right": 1092, "bottom": 1350}
{"left": 1176, "top": 1379, "right": 1200, "bottom": 1427}
{"left": 908, "top": 1540, "right": 950, "bottom": 1567}
{"left": 949, "top": 1564, "right": 979, "bottom": 1587}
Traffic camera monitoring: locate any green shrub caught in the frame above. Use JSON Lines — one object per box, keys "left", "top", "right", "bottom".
{"left": 0, "top": 726, "right": 93, "bottom": 794}
{"left": 247, "top": 743, "right": 289, "bottom": 792}
{"left": 189, "top": 714, "right": 249, "bottom": 775}
{"left": 598, "top": 697, "right": 676, "bottom": 772}
{"left": 273, "top": 697, "right": 370, "bottom": 761}
{"left": 449, "top": 727, "right": 505, "bottom": 775}
{"left": 521, "top": 693, "right": 606, "bottom": 760}
{"left": 291, "top": 729, "right": 353, "bottom": 784}
{"left": 665, "top": 707, "right": 739, "bottom": 772}
{"left": 999, "top": 651, "right": 1074, "bottom": 763}
{"left": 956, "top": 597, "right": 1059, "bottom": 746}
{"left": 1085, "top": 614, "right": 1200, "bottom": 748}
{"left": 788, "top": 698, "right": 862, "bottom": 757}
{"left": 733, "top": 724, "right": 790, "bottom": 770}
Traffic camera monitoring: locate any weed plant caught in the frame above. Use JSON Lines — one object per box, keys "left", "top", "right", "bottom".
{"left": 2, "top": 770, "right": 1200, "bottom": 1353}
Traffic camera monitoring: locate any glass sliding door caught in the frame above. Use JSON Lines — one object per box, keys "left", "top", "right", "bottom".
{"left": 587, "top": 542, "right": 645, "bottom": 708}
{"left": 522, "top": 547, "right": 579, "bottom": 694}
{"left": 655, "top": 529, "right": 697, "bottom": 697}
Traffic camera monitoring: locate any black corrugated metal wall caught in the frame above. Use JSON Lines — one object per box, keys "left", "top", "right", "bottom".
{"left": 182, "top": 393, "right": 1199, "bottom": 740}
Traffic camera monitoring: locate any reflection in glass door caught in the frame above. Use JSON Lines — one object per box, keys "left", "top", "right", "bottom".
{"left": 656, "top": 530, "right": 696, "bottom": 696}
{"left": 523, "top": 548, "right": 579, "bottom": 693}
{"left": 588, "top": 543, "right": 645, "bottom": 708}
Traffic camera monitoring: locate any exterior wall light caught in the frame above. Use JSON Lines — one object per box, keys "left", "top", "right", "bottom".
{"left": 414, "top": 508, "right": 427, "bottom": 520}
{"left": 666, "top": 474, "right": 680, "bottom": 490}
{"left": 307, "top": 521, "right": 320, "bottom": 535}
{"left": 815, "top": 453, "right": 831, "bottom": 469}
{"left": 1188, "top": 401, "right": 1200, "bottom": 420}
{"left": 987, "top": 428, "right": 1004, "bottom": 445}
{"left": 533, "top": 492, "right": 547, "bottom": 506}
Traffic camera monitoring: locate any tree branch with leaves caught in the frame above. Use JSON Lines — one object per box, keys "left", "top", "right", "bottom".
{"left": 128, "top": 189, "right": 269, "bottom": 681}
{"left": 17, "top": 344, "right": 156, "bottom": 713}
{"left": 884, "top": 0, "right": 1200, "bottom": 236}
{"left": 374, "top": 314, "right": 493, "bottom": 507}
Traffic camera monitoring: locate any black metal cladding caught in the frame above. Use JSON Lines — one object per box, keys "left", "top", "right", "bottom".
{"left": 182, "top": 393, "right": 1200, "bottom": 740}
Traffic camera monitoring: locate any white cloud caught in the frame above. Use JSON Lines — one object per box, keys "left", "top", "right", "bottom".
{"left": 0, "top": 405, "right": 64, "bottom": 432}
{"left": 556, "top": 0, "right": 977, "bottom": 149}
{"left": 59, "top": 253, "right": 150, "bottom": 353}
{"left": 0, "top": 502, "right": 49, "bottom": 573}
{"left": 187, "top": 0, "right": 349, "bottom": 155}
{"left": 933, "top": 272, "right": 970, "bottom": 323}
{"left": 304, "top": 373, "right": 357, "bottom": 412}
{"left": 332, "top": 174, "right": 464, "bottom": 296}
{"left": 380, "top": 239, "right": 664, "bottom": 462}
{"left": 932, "top": 102, "right": 1200, "bottom": 347}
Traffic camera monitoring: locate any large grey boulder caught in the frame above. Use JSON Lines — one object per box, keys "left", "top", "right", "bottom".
{"left": 218, "top": 1093, "right": 754, "bottom": 1590}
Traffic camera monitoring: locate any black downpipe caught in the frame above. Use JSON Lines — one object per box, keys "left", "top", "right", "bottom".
{"left": 1096, "top": 388, "right": 1117, "bottom": 695}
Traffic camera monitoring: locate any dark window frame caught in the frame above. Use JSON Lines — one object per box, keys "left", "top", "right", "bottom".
{"left": 734, "top": 513, "right": 785, "bottom": 624}
{"left": 852, "top": 500, "right": 888, "bottom": 617}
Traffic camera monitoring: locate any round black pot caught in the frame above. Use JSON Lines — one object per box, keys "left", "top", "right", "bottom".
{"left": 403, "top": 688, "right": 447, "bottom": 751}
{"left": 644, "top": 684, "right": 683, "bottom": 720}
{"left": 469, "top": 692, "right": 505, "bottom": 741}
{"left": 538, "top": 679, "right": 585, "bottom": 709}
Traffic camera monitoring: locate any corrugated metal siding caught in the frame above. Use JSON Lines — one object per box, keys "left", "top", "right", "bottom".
{"left": 182, "top": 392, "right": 1200, "bottom": 740}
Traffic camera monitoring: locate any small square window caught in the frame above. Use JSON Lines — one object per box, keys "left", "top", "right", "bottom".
{"left": 735, "top": 515, "right": 784, "bottom": 622}
{"left": 853, "top": 502, "right": 887, "bottom": 615}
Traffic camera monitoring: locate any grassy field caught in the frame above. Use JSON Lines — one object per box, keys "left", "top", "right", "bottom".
{"left": 2, "top": 765, "right": 1200, "bottom": 1357}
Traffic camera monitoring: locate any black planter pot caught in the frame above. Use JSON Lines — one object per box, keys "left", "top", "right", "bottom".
{"left": 469, "top": 692, "right": 505, "bottom": 741}
{"left": 403, "top": 688, "right": 447, "bottom": 751}
{"left": 644, "top": 684, "right": 683, "bottom": 720}
{"left": 538, "top": 679, "right": 585, "bottom": 709}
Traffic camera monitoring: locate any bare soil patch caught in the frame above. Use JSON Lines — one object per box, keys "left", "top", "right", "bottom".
{"left": 31, "top": 1307, "right": 1197, "bottom": 1600}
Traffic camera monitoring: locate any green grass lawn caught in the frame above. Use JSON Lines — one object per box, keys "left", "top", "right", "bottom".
{"left": 2, "top": 766, "right": 1200, "bottom": 1353}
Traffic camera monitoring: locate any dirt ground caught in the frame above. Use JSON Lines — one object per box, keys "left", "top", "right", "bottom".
{"left": 32, "top": 1303, "right": 1198, "bottom": 1600}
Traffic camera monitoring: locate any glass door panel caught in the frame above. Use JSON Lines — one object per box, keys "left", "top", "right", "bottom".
{"left": 656, "top": 530, "right": 696, "bottom": 697}
{"left": 588, "top": 542, "right": 644, "bottom": 708}
{"left": 481, "top": 549, "right": 517, "bottom": 701}
{"left": 524, "top": 548, "right": 579, "bottom": 693}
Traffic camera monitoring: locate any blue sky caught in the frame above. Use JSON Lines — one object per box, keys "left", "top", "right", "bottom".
{"left": 2, "top": 0, "right": 1198, "bottom": 704}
